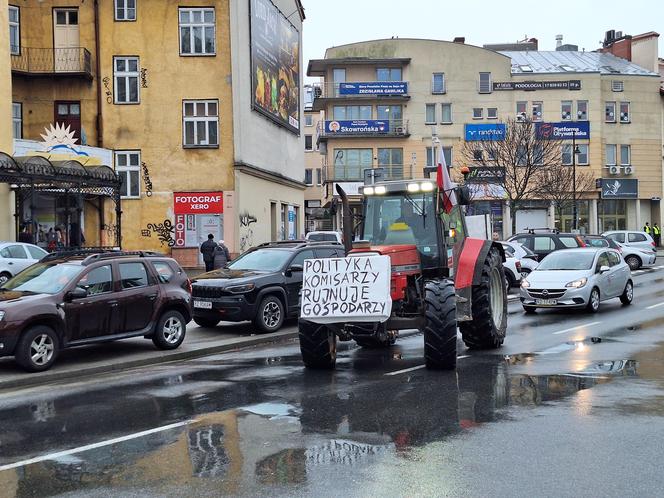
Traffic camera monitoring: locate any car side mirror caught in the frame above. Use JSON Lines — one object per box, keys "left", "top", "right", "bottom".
{"left": 599, "top": 265, "right": 610, "bottom": 274}
{"left": 65, "top": 287, "right": 88, "bottom": 302}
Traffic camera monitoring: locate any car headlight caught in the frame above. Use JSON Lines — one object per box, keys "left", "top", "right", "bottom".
{"left": 225, "top": 283, "right": 255, "bottom": 294}
{"left": 521, "top": 279, "right": 530, "bottom": 288}
{"left": 565, "top": 277, "right": 588, "bottom": 289}
{"left": 0, "top": 311, "right": 5, "bottom": 322}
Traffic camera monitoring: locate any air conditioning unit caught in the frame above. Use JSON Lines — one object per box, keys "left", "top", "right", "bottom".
{"left": 623, "top": 165, "right": 634, "bottom": 175}
{"left": 609, "top": 165, "right": 620, "bottom": 175}
{"left": 516, "top": 112, "right": 527, "bottom": 122}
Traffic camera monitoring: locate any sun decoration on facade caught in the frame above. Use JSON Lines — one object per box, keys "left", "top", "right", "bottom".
{"left": 40, "top": 123, "right": 79, "bottom": 150}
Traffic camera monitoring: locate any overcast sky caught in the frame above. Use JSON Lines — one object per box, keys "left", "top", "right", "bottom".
{"left": 303, "top": 0, "right": 663, "bottom": 81}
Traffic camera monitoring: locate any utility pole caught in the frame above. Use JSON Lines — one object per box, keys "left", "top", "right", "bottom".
{"left": 572, "top": 131, "right": 579, "bottom": 231}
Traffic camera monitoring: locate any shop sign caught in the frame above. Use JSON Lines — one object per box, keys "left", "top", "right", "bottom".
{"left": 600, "top": 179, "right": 638, "bottom": 199}
{"left": 338, "top": 82, "right": 408, "bottom": 95}
{"left": 535, "top": 121, "right": 590, "bottom": 140}
{"left": 174, "top": 192, "right": 224, "bottom": 215}
{"left": 466, "top": 166, "right": 505, "bottom": 184}
{"left": 464, "top": 123, "right": 506, "bottom": 141}
{"left": 324, "top": 120, "right": 390, "bottom": 134}
{"left": 493, "top": 80, "right": 582, "bottom": 91}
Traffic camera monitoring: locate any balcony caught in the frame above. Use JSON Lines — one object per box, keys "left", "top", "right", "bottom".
{"left": 318, "top": 119, "right": 409, "bottom": 141}
{"left": 11, "top": 47, "right": 93, "bottom": 79}
{"left": 324, "top": 164, "right": 416, "bottom": 183}
{"left": 310, "top": 81, "right": 410, "bottom": 111}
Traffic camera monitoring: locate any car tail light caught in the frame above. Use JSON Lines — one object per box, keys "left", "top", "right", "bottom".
{"left": 652, "top": 241, "right": 657, "bottom": 247}
{"left": 516, "top": 261, "right": 522, "bottom": 271}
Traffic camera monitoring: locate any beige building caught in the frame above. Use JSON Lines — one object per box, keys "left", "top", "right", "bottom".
{"left": 307, "top": 38, "right": 663, "bottom": 237}
{"left": 302, "top": 93, "right": 330, "bottom": 232}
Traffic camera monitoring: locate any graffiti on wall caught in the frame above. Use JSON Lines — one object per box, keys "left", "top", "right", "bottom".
{"left": 145, "top": 219, "right": 175, "bottom": 246}
{"left": 141, "top": 162, "right": 153, "bottom": 197}
{"left": 102, "top": 77, "right": 113, "bottom": 104}
{"left": 239, "top": 211, "right": 258, "bottom": 252}
{"left": 141, "top": 68, "right": 148, "bottom": 88}
{"left": 239, "top": 212, "right": 257, "bottom": 227}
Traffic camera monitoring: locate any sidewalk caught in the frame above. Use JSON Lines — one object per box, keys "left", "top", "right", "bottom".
{"left": 0, "top": 321, "right": 298, "bottom": 392}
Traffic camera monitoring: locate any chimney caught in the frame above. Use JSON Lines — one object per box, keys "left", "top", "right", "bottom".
{"left": 555, "top": 34, "right": 563, "bottom": 48}
{"left": 453, "top": 37, "right": 465, "bottom": 44}
{"left": 528, "top": 37, "right": 538, "bottom": 50}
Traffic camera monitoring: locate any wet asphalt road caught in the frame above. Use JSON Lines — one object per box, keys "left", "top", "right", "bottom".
{"left": 1, "top": 269, "right": 664, "bottom": 497}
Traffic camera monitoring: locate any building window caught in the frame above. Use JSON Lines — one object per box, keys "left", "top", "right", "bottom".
{"left": 473, "top": 150, "right": 483, "bottom": 162}
{"left": 516, "top": 101, "right": 527, "bottom": 120}
{"left": 576, "top": 144, "right": 589, "bottom": 165}
{"left": 376, "top": 68, "right": 401, "bottom": 81}
{"left": 304, "top": 168, "right": 313, "bottom": 185}
{"left": 620, "top": 145, "right": 630, "bottom": 166}
{"left": 183, "top": 100, "right": 219, "bottom": 147}
{"left": 425, "top": 104, "right": 436, "bottom": 124}
{"left": 333, "top": 148, "right": 372, "bottom": 180}
{"left": 12, "top": 102, "right": 22, "bottom": 139}
{"left": 605, "top": 144, "right": 617, "bottom": 165}
{"left": 113, "top": 57, "right": 139, "bottom": 104}
{"left": 9, "top": 5, "right": 20, "bottom": 55}
{"left": 305, "top": 114, "right": 313, "bottom": 127}
{"left": 562, "top": 145, "right": 572, "bottom": 165}
{"left": 487, "top": 107, "right": 498, "bottom": 119}
{"left": 516, "top": 146, "right": 527, "bottom": 166}
{"left": 533, "top": 144, "right": 544, "bottom": 165}
{"left": 333, "top": 105, "right": 371, "bottom": 120}
{"left": 478, "top": 72, "right": 491, "bottom": 93}
{"left": 561, "top": 101, "right": 572, "bottom": 120}
{"left": 304, "top": 135, "right": 313, "bottom": 151}
{"left": 577, "top": 100, "right": 588, "bottom": 120}
{"left": 619, "top": 102, "right": 630, "bottom": 123}
{"left": 316, "top": 168, "right": 322, "bottom": 185}
{"left": 179, "top": 8, "right": 215, "bottom": 56}
{"left": 114, "top": 0, "right": 136, "bottom": 21}
{"left": 441, "top": 103, "right": 452, "bottom": 124}
{"left": 377, "top": 105, "right": 402, "bottom": 122}
{"left": 532, "top": 101, "right": 543, "bottom": 121}
{"left": 612, "top": 80, "right": 624, "bottom": 92}
{"left": 472, "top": 108, "right": 483, "bottom": 119}
{"left": 115, "top": 151, "right": 140, "bottom": 198}
{"left": 605, "top": 101, "right": 616, "bottom": 123}
{"left": 426, "top": 147, "right": 452, "bottom": 167}
{"left": 432, "top": 73, "right": 445, "bottom": 94}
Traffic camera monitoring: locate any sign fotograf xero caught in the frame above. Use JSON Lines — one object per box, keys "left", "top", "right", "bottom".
{"left": 493, "top": 80, "right": 581, "bottom": 91}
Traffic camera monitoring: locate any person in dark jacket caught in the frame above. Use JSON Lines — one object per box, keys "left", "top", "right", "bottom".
{"left": 200, "top": 234, "right": 217, "bottom": 272}
{"left": 212, "top": 240, "right": 230, "bottom": 270}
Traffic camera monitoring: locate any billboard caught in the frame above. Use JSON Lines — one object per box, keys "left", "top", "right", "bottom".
{"left": 600, "top": 179, "right": 638, "bottom": 199}
{"left": 535, "top": 121, "right": 590, "bottom": 140}
{"left": 464, "top": 123, "right": 506, "bottom": 141}
{"left": 250, "top": 0, "right": 300, "bottom": 134}
{"left": 324, "top": 120, "right": 390, "bottom": 134}
{"left": 339, "top": 82, "right": 408, "bottom": 95}
{"left": 493, "top": 80, "right": 581, "bottom": 91}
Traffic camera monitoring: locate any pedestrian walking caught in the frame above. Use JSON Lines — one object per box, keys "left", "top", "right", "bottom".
{"left": 200, "top": 234, "right": 217, "bottom": 272}
{"left": 653, "top": 223, "right": 661, "bottom": 247}
{"left": 644, "top": 222, "right": 651, "bottom": 234}
{"left": 212, "top": 240, "right": 231, "bottom": 270}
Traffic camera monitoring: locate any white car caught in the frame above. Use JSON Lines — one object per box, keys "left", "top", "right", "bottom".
{"left": 305, "top": 231, "right": 343, "bottom": 244}
{"left": 501, "top": 241, "right": 539, "bottom": 279}
{"left": 503, "top": 255, "right": 522, "bottom": 289}
{"left": 603, "top": 230, "right": 657, "bottom": 255}
{"left": 0, "top": 242, "right": 48, "bottom": 285}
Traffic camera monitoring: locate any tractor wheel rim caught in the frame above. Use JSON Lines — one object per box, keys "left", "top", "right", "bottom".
{"left": 263, "top": 302, "right": 281, "bottom": 328}
{"left": 30, "top": 334, "right": 54, "bottom": 366}
{"left": 489, "top": 267, "right": 504, "bottom": 329}
{"left": 163, "top": 317, "right": 183, "bottom": 343}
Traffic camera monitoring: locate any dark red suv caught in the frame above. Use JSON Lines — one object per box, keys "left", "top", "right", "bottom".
{"left": 0, "top": 251, "right": 192, "bottom": 372}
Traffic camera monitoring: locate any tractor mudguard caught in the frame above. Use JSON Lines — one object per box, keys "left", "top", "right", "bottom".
{"left": 454, "top": 238, "right": 505, "bottom": 322}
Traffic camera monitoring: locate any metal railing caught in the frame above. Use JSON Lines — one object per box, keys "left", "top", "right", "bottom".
{"left": 318, "top": 119, "right": 409, "bottom": 139}
{"left": 311, "top": 81, "right": 409, "bottom": 99}
{"left": 324, "top": 164, "right": 416, "bottom": 182}
{"left": 11, "top": 47, "right": 92, "bottom": 77}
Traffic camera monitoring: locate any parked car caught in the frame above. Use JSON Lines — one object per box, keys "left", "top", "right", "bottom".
{"left": 500, "top": 241, "right": 539, "bottom": 278}
{"left": 508, "top": 230, "right": 586, "bottom": 261}
{"left": 0, "top": 250, "right": 192, "bottom": 372}
{"left": 520, "top": 247, "right": 632, "bottom": 314}
{"left": 603, "top": 230, "right": 657, "bottom": 268}
{"left": 191, "top": 241, "right": 345, "bottom": 333}
{"left": 0, "top": 242, "right": 48, "bottom": 285}
{"left": 582, "top": 234, "right": 656, "bottom": 270}
{"left": 305, "top": 231, "right": 343, "bottom": 244}
{"left": 503, "top": 255, "right": 522, "bottom": 289}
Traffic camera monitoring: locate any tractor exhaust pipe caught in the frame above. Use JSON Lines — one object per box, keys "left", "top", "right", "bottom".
{"left": 336, "top": 184, "right": 353, "bottom": 253}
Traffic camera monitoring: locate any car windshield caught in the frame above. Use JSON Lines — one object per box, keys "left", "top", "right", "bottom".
{"left": 227, "top": 249, "right": 292, "bottom": 272}
{"left": 308, "top": 233, "right": 337, "bottom": 242}
{"left": 537, "top": 252, "right": 595, "bottom": 271}
{"left": 1, "top": 263, "right": 82, "bottom": 294}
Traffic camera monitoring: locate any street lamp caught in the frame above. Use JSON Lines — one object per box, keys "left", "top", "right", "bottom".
{"left": 572, "top": 131, "right": 581, "bottom": 231}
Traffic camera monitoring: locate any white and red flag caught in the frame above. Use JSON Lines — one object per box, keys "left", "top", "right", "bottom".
{"left": 436, "top": 147, "right": 457, "bottom": 213}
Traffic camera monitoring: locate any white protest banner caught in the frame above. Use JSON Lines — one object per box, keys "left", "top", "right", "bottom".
{"left": 300, "top": 255, "right": 392, "bottom": 324}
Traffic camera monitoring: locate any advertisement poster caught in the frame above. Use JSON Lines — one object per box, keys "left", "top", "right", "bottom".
{"left": 464, "top": 123, "right": 506, "bottom": 141}
{"left": 250, "top": 0, "right": 300, "bottom": 133}
{"left": 325, "top": 120, "right": 390, "bottom": 134}
{"left": 535, "top": 122, "right": 590, "bottom": 140}
{"left": 339, "top": 82, "right": 407, "bottom": 95}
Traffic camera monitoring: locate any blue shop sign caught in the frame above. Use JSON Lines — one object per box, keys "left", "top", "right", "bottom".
{"left": 464, "top": 124, "right": 506, "bottom": 141}
{"left": 535, "top": 121, "right": 590, "bottom": 140}
{"left": 339, "top": 82, "right": 408, "bottom": 95}
{"left": 324, "top": 120, "right": 390, "bottom": 134}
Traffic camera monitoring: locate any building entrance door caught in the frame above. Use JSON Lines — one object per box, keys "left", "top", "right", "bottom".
{"left": 53, "top": 9, "right": 80, "bottom": 72}
{"left": 54, "top": 101, "right": 81, "bottom": 143}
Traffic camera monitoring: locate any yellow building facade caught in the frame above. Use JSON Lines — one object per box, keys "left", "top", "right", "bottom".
{"left": 0, "top": 0, "right": 13, "bottom": 242}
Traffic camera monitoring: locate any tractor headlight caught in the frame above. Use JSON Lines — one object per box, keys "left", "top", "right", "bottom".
{"left": 363, "top": 186, "right": 374, "bottom": 195}
{"left": 374, "top": 186, "right": 387, "bottom": 195}
{"left": 407, "top": 183, "right": 420, "bottom": 193}
{"left": 420, "top": 181, "right": 435, "bottom": 192}
{"left": 521, "top": 279, "right": 530, "bottom": 288}
{"left": 565, "top": 277, "right": 587, "bottom": 289}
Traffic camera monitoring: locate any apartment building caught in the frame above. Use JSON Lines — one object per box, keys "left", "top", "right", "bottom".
{"left": 0, "top": 0, "right": 11, "bottom": 243}
{"left": 3, "top": 0, "right": 305, "bottom": 265}
{"left": 307, "top": 37, "right": 663, "bottom": 236}
{"left": 302, "top": 101, "right": 331, "bottom": 232}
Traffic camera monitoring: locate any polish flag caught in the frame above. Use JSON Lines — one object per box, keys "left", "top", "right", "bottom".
{"left": 436, "top": 147, "right": 456, "bottom": 213}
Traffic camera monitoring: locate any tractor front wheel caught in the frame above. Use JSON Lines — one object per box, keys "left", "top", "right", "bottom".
{"left": 459, "top": 247, "right": 507, "bottom": 349}
{"left": 299, "top": 320, "right": 337, "bottom": 369}
{"left": 423, "top": 279, "right": 457, "bottom": 370}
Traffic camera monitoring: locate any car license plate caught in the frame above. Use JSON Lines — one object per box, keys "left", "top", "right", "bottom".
{"left": 194, "top": 300, "right": 212, "bottom": 309}
{"left": 535, "top": 299, "right": 557, "bottom": 306}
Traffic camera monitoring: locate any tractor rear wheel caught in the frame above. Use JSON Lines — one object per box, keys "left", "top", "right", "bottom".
{"left": 299, "top": 320, "right": 337, "bottom": 369}
{"left": 423, "top": 279, "right": 457, "bottom": 370}
{"left": 459, "top": 247, "right": 507, "bottom": 349}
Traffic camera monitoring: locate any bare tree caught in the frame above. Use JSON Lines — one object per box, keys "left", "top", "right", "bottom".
{"left": 539, "top": 161, "right": 596, "bottom": 230}
{"left": 462, "top": 117, "right": 563, "bottom": 235}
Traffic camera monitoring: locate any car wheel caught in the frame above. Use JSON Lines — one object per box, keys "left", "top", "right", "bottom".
{"left": 586, "top": 287, "right": 601, "bottom": 313}
{"left": 254, "top": 295, "right": 285, "bottom": 333}
{"left": 620, "top": 280, "right": 634, "bottom": 305}
{"left": 193, "top": 317, "right": 219, "bottom": 328}
{"left": 625, "top": 255, "right": 641, "bottom": 271}
{"left": 0, "top": 272, "right": 11, "bottom": 286}
{"left": 152, "top": 310, "right": 187, "bottom": 350}
{"left": 15, "top": 325, "right": 59, "bottom": 372}
{"left": 523, "top": 306, "right": 537, "bottom": 314}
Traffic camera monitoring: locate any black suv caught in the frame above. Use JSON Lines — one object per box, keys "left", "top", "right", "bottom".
{"left": 0, "top": 251, "right": 192, "bottom": 372}
{"left": 191, "top": 241, "right": 345, "bottom": 332}
{"left": 508, "top": 229, "right": 586, "bottom": 260}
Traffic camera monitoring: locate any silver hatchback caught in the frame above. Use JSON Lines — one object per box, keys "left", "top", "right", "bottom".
{"left": 520, "top": 248, "right": 632, "bottom": 313}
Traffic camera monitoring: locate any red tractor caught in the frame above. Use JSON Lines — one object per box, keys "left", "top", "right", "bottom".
{"left": 298, "top": 179, "right": 507, "bottom": 370}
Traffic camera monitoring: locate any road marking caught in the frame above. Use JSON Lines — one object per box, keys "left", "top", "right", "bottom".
{"left": 0, "top": 420, "right": 190, "bottom": 472}
{"left": 552, "top": 321, "right": 602, "bottom": 335}
{"left": 646, "top": 302, "right": 664, "bottom": 310}
{"left": 385, "top": 356, "right": 469, "bottom": 376}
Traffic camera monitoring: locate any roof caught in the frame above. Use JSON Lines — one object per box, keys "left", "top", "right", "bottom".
{"left": 501, "top": 51, "right": 660, "bottom": 76}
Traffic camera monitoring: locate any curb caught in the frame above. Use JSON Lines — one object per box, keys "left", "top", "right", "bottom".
{"left": 0, "top": 330, "right": 299, "bottom": 392}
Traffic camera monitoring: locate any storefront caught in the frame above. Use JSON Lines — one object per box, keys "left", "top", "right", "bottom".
{"left": 172, "top": 192, "right": 224, "bottom": 266}
{"left": 598, "top": 179, "right": 637, "bottom": 232}
{"left": 557, "top": 200, "right": 591, "bottom": 234}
